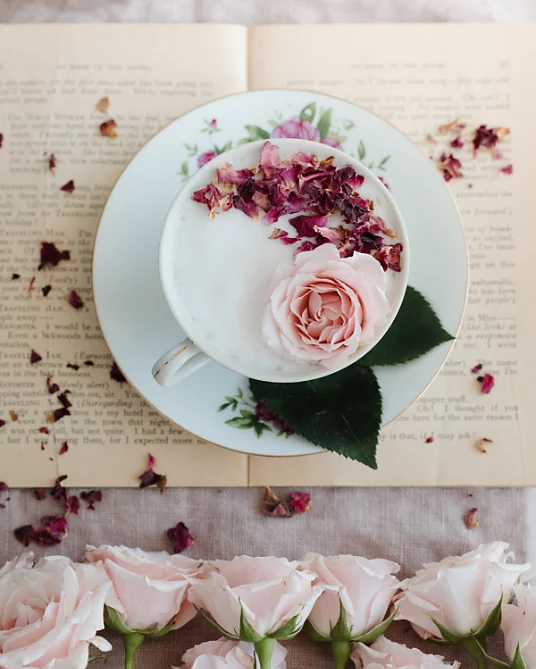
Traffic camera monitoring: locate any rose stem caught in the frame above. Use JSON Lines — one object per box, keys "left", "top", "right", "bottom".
{"left": 254, "top": 637, "right": 276, "bottom": 669}
{"left": 332, "top": 639, "right": 352, "bottom": 669}
{"left": 123, "top": 632, "right": 145, "bottom": 669}
{"left": 463, "top": 636, "right": 489, "bottom": 669}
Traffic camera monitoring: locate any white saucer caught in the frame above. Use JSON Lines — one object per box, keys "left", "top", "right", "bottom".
{"left": 93, "top": 90, "right": 467, "bottom": 457}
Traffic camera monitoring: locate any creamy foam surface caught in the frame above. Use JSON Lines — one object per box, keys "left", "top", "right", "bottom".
{"left": 160, "top": 141, "right": 406, "bottom": 382}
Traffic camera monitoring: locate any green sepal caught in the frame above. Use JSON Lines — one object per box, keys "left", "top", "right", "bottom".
{"left": 144, "top": 617, "right": 176, "bottom": 639}
{"left": 353, "top": 607, "right": 397, "bottom": 645}
{"left": 304, "top": 619, "right": 332, "bottom": 643}
{"left": 331, "top": 598, "right": 353, "bottom": 641}
{"left": 269, "top": 613, "right": 301, "bottom": 640}
{"left": 475, "top": 594, "right": 503, "bottom": 638}
{"left": 239, "top": 605, "right": 264, "bottom": 643}
{"left": 429, "top": 616, "right": 463, "bottom": 644}
{"left": 511, "top": 643, "right": 528, "bottom": 669}
{"left": 105, "top": 606, "right": 134, "bottom": 635}
{"left": 195, "top": 606, "right": 240, "bottom": 641}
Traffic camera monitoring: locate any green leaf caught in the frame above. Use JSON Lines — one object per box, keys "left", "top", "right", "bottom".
{"left": 237, "top": 137, "right": 253, "bottom": 145}
{"left": 180, "top": 161, "right": 188, "bottom": 176}
{"left": 218, "top": 402, "right": 231, "bottom": 412}
{"left": 245, "top": 125, "right": 270, "bottom": 140}
{"left": 195, "top": 606, "right": 240, "bottom": 641}
{"left": 378, "top": 154, "right": 391, "bottom": 168}
{"left": 343, "top": 119, "right": 356, "bottom": 131}
{"left": 240, "top": 409, "right": 255, "bottom": 419}
{"left": 353, "top": 608, "right": 397, "bottom": 644}
{"left": 316, "top": 108, "right": 332, "bottom": 140}
{"left": 358, "top": 287, "right": 454, "bottom": 368}
{"left": 253, "top": 421, "right": 272, "bottom": 438}
{"left": 358, "top": 140, "right": 366, "bottom": 160}
{"left": 511, "top": 643, "right": 528, "bottom": 669}
{"left": 476, "top": 594, "right": 503, "bottom": 638}
{"left": 250, "top": 365, "right": 381, "bottom": 469}
{"left": 300, "top": 102, "right": 317, "bottom": 123}
{"left": 267, "top": 120, "right": 279, "bottom": 128}
{"left": 239, "top": 606, "right": 264, "bottom": 643}
{"left": 105, "top": 606, "right": 133, "bottom": 635}
{"left": 269, "top": 613, "right": 301, "bottom": 640}
{"left": 305, "top": 620, "right": 331, "bottom": 642}
{"left": 225, "top": 417, "right": 254, "bottom": 429}
{"left": 430, "top": 616, "right": 463, "bottom": 644}
{"left": 236, "top": 387, "right": 243, "bottom": 398}
{"left": 145, "top": 617, "right": 176, "bottom": 638}
{"left": 331, "top": 598, "right": 352, "bottom": 641}
{"left": 216, "top": 141, "right": 232, "bottom": 155}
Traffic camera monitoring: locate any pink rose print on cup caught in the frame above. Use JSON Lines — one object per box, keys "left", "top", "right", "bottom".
{"left": 320, "top": 136, "right": 343, "bottom": 150}
{"left": 262, "top": 244, "right": 391, "bottom": 368}
{"left": 271, "top": 117, "right": 321, "bottom": 142}
{"left": 197, "top": 150, "right": 217, "bottom": 168}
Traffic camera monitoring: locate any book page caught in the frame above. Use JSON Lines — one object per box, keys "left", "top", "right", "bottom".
{"left": 247, "top": 23, "right": 536, "bottom": 486}
{"left": 0, "top": 23, "right": 249, "bottom": 487}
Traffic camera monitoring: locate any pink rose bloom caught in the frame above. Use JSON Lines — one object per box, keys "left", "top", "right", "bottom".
{"left": 321, "top": 137, "right": 343, "bottom": 150}
{"left": 86, "top": 544, "right": 200, "bottom": 632}
{"left": 0, "top": 556, "right": 112, "bottom": 669}
{"left": 305, "top": 554, "right": 400, "bottom": 640}
{"left": 197, "top": 150, "right": 217, "bottom": 168}
{"left": 262, "top": 244, "right": 390, "bottom": 367}
{"left": 395, "top": 542, "right": 532, "bottom": 640}
{"left": 188, "top": 556, "right": 325, "bottom": 639}
{"left": 502, "top": 584, "right": 536, "bottom": 668}
{"left": 352, "top": 637, "right": 460, "bottom": 669}
{"left": 271, "top": 117, "right": 320, "bottom": 142}
{"left": 0, "top": 552, "right": 33, "bottom": 577}
{"left": 180, "top": 638, "right": 287, "bottom": 669}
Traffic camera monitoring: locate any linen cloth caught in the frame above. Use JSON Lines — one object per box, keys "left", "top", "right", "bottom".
{"left": 1, "top": 1, "right": 535, "bottom": 667}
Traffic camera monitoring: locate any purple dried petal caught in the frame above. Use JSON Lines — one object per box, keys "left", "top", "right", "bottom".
{"left": 66, "top": 363, "right": 80, "bottom": 371}
{"left": 52, "top": 407, "right": 71, "bottom": 422}
{"left": 59, "top": 442, "right": 69, "bottom": 455}
{"left": 42, "top": 285, "right": 52, "bottom": 297}
{"left": 0, "top": 482, "right": 8, "bottom": 493}
{"left": 501, "top": 164, "right": 513, "bottom": 174}
{"left": 11, "top": 273, "right": 20, "bottom": 280}
{"left": 288, "top": 491, "right": 311, "bottom": 514}
{"left": 259, "top": 141, "right": 280, "bottom": 178}
{"left": 471, "top": 363, "right": 483, "bottom": 374}
{"left": 32, "top": 515, "right": 69, "bottom": 545}
{"left": 30, "top": 349, "right": 42, "bottom": 364}
{"left": 84, "top": 360, "right": 95, "bottom": 366}
{"left": 38, "top": 426, "right": 49, "bottom": 435}
{"left": 110, "top": 362, "right": 126, "bottom": 383}
{"left": 66, "top": 495, "right": 80, "bottom": 515}
{"left": 216, "top": 163, "right": 253, "bottom": 185}
{"left": 376, "top": 243, "right": 403, "bottom": 272}
{"left": 100, "top": 119, "right": 118, "bottom": 138}
{"left": 480, "top": 373, "right": 495, "bottom": 394}
{"left": 450, "top": 136, "right": 464, "bottom": 148}
{"left": 49, "top": 154, "right": 57, "bottom": 174}
{"left": 14, "top": 525, "right": 34, "bottom": 547}
{"left": 81, "top": 489, "right": 103, "bottom": 510}
{"left": 34, "top": 488, "right": 46, "bottom": 501}
{"left": 167, "top": 521, "right": 194, "bottom": 553}
{"left": 289, "top": 214, "right": 330, "bottom": 238}
{"left": 0, "top": 420, "right": 5, "bottom": 429}
{"left": 60, "top": 180, "right": 75, "bottom": 194}
{"left": 67, "top": 290, "right": 84, "bottom": 310}
{"left": 38, "top": 241, "right": 70, "bottom": 270}
{"left": 0, "top": 133, "right": 3, "bottom": 148}
{"left": 57, "top": 392, "right": 72, "bottom": 409}
{"left": 473, "top": 125, "right": 510, "bottom": 154}
{"left": 148, "top": 453, "right": 156, "bottom": 469}
{"left": 262, "top": 486, "right": 291, "bottom": 517}
{"left": 439, "top": 153, "right": 463, "bottom": 181}
{"left": 51, "top": 475, "right": 68, "bottom": 503}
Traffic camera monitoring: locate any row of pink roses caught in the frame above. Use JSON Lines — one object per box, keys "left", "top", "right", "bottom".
{"left": 0, "top": 542, "right": 533, "bottom": 669}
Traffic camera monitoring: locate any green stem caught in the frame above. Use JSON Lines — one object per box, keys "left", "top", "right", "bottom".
{"left": 254, "top": 637, "right": 276, "bottom": 669}
{"left": 332, "top": 640, "right": 352, "bottom": 669}
{"left": 463, "top": 636, "right": 488, "bottom": 669}
{"left": 123, "top": 633, "right": 145, "bottom": 669}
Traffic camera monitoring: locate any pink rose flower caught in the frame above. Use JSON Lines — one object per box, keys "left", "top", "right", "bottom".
{"left": 0, "top": 552, "right": 33, "bottom": 576}
{"left": 502, "top": 584, "right": 536, "bottom": 669}
{"left": 86, "top": 544, "right": 200, "bottom": 632}
{"left": 262, "top": 244, "right": 391, "bottom": 367}
{"left": 197, "top": 150, "right": 217, "bottom": 168}
{"left": 180, "top": 638, "right": 287, "bottom": 669}
{"left": 395, "top": 542, "right": 532, "bottom": 640}
{"left": 188, "top": 556, "right": 325, "bottom": 639}
{"left": 352, "top": 637, "right": 460, "bottom": 669}
{"left": 305, "top": 553, "right": 400, "bottom": 641}
{"left": 320, "top": 137, "right": 343, "bottom": 150}
{"left": 0, "top": 556, "right": 112, "bottom": 668}
{"left": 271, "top": 117, "right": 320, "bottom": 142}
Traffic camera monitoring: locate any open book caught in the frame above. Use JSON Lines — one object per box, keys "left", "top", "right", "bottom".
{"left": 0, "top": 23, "right": 532, "bottom": 487}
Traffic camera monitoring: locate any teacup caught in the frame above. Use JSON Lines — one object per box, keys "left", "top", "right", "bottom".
{"left": 152, "top": 138, "right": 409, "bottom": 387}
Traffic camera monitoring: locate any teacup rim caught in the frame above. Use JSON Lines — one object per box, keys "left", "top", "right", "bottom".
{"left": 158, "top": 137, "right": 410, "bottom": 383}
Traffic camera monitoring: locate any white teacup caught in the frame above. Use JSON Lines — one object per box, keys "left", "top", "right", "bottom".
{"left": 153, "top": 138, "right": 409, "bottom": 387}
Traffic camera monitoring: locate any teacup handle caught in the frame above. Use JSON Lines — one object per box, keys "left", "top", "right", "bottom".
{"left": 152, "top": 339, "right": 210, "bottom": 387}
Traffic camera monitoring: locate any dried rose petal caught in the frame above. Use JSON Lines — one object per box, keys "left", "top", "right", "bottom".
{"left": 167, "top": 521, "right": 195, "bottom": 554}
{"left": 255, "top": 402, "right": 294, "bottom": 436}
{"left": 67, "top": 290, "right": 84, "bottom": 310}
{"left": 501, "top": 164, "right": 513, "bottom": 175}
{"left": 34, "top": 488, "right": 46, "bottom": 501}
{"left": 288, "top": 491, "right": 311, "bottom": 514}
{"left": 59, "top": 442, "right": 69, "bottom": 455}
{"left": 110, "top": 362, "right": 126, "bottom": 383}
{"left": 438, "top": 153, "right": 463, "bottom": 181}
{"left": 450, "top": 136, "right": 464, "bottom": 148}
{"left": 51, "top": 475, "right": 68, "bottom": 503}
{"left": 148, "top": 453, "right": 156, "bottom": 469}
{"left": 100, "top": 119, "right": 118, "bottom": 138}
{"left": 11, "top": 273, "right": 20, "bottom": 280}
{"left": 425, "top": 436, "right": 434, "bottom": 444}
{"left": 473, "top": 125, "right": 510, "bottom": 155}
{"left": 439, "top": 119, "right": 466, "bottom": 134}
{"left": 480, "top": 373, "right": 495, "bottom": 394}
{"left": 14, "top": 525, "right": 34, "bottom": 547}
{"left": 60, "top": 180, "right": 75, "bottom": 194}
{"left": 38, "top": 241, "right": 70, "bottom": 270}
{"left": 66, "top": 363, "right": 80, "bottom": 371}
{"left": 81, "top": 489, "right": 103, "bottom": 510}
{"left": 38, "top": 426, "right": 49, "bottom": 435}
{"left": 28, "top": 276, "right": 36, "bottom": 294}
{"left": 48, "top": 154, "right": 57, "bottom": 174}
{"left": 263, "top": 486, "right": 291, "bottom": 517}
{"left": 471, "top": 363, "right": 483, "bottom": 374}
{"left": 464, "top": 508, "right": 479, "bottom": 530}
{"left": 96, "top": 96, "right": 110, "bottom": 113}
{"left": 139, "top": 453, "right": 166, "bottom": 492}
{"left": 30, "top": 349, "right": 43, "bottom": 364}
{"left": 0, "top": 420, "right": 5, "bottom": 429}
{"left": 40, "top": 443, "right": 45, "bottom": 451}
{"left": 0, "top": 133, "right": 3, "bottom": 148}
{"left": 9, "top": 410, "right": 18, "bottom": 422}
{"left": 42, "top": 285, "right": 52, "bottom": 297}
{"left": 0, "top": 482, "right": 7, "bottom": 493}
{"left": 46, "top": 375, "right": 60, "bottom": 394}
{"left": 57, "top": 392, "right": 72, "bottom": 409}
{"left": 66, "top": 495, "right": 80, "bottom": 515}
{"left": 84, "top": 360, "right": 94, "bottom": 366}
{"left": 425, "top": 134, "right": 437, "bottom": 144}
{"left": 376, "top": 243, "right": 403, "bottom": 273}
{"left": 476, "top": 437, "right": 493, "bottom": 453}
{"left": 51, "top": 407, "right": 71, "bottom": 423}
{"left": 32, "top": 515, "right": 68, "bottom": 545}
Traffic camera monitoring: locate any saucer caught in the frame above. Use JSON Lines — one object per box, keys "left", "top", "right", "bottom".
{"left": 93, "top": 90, "right": 467, "bottom": 457}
